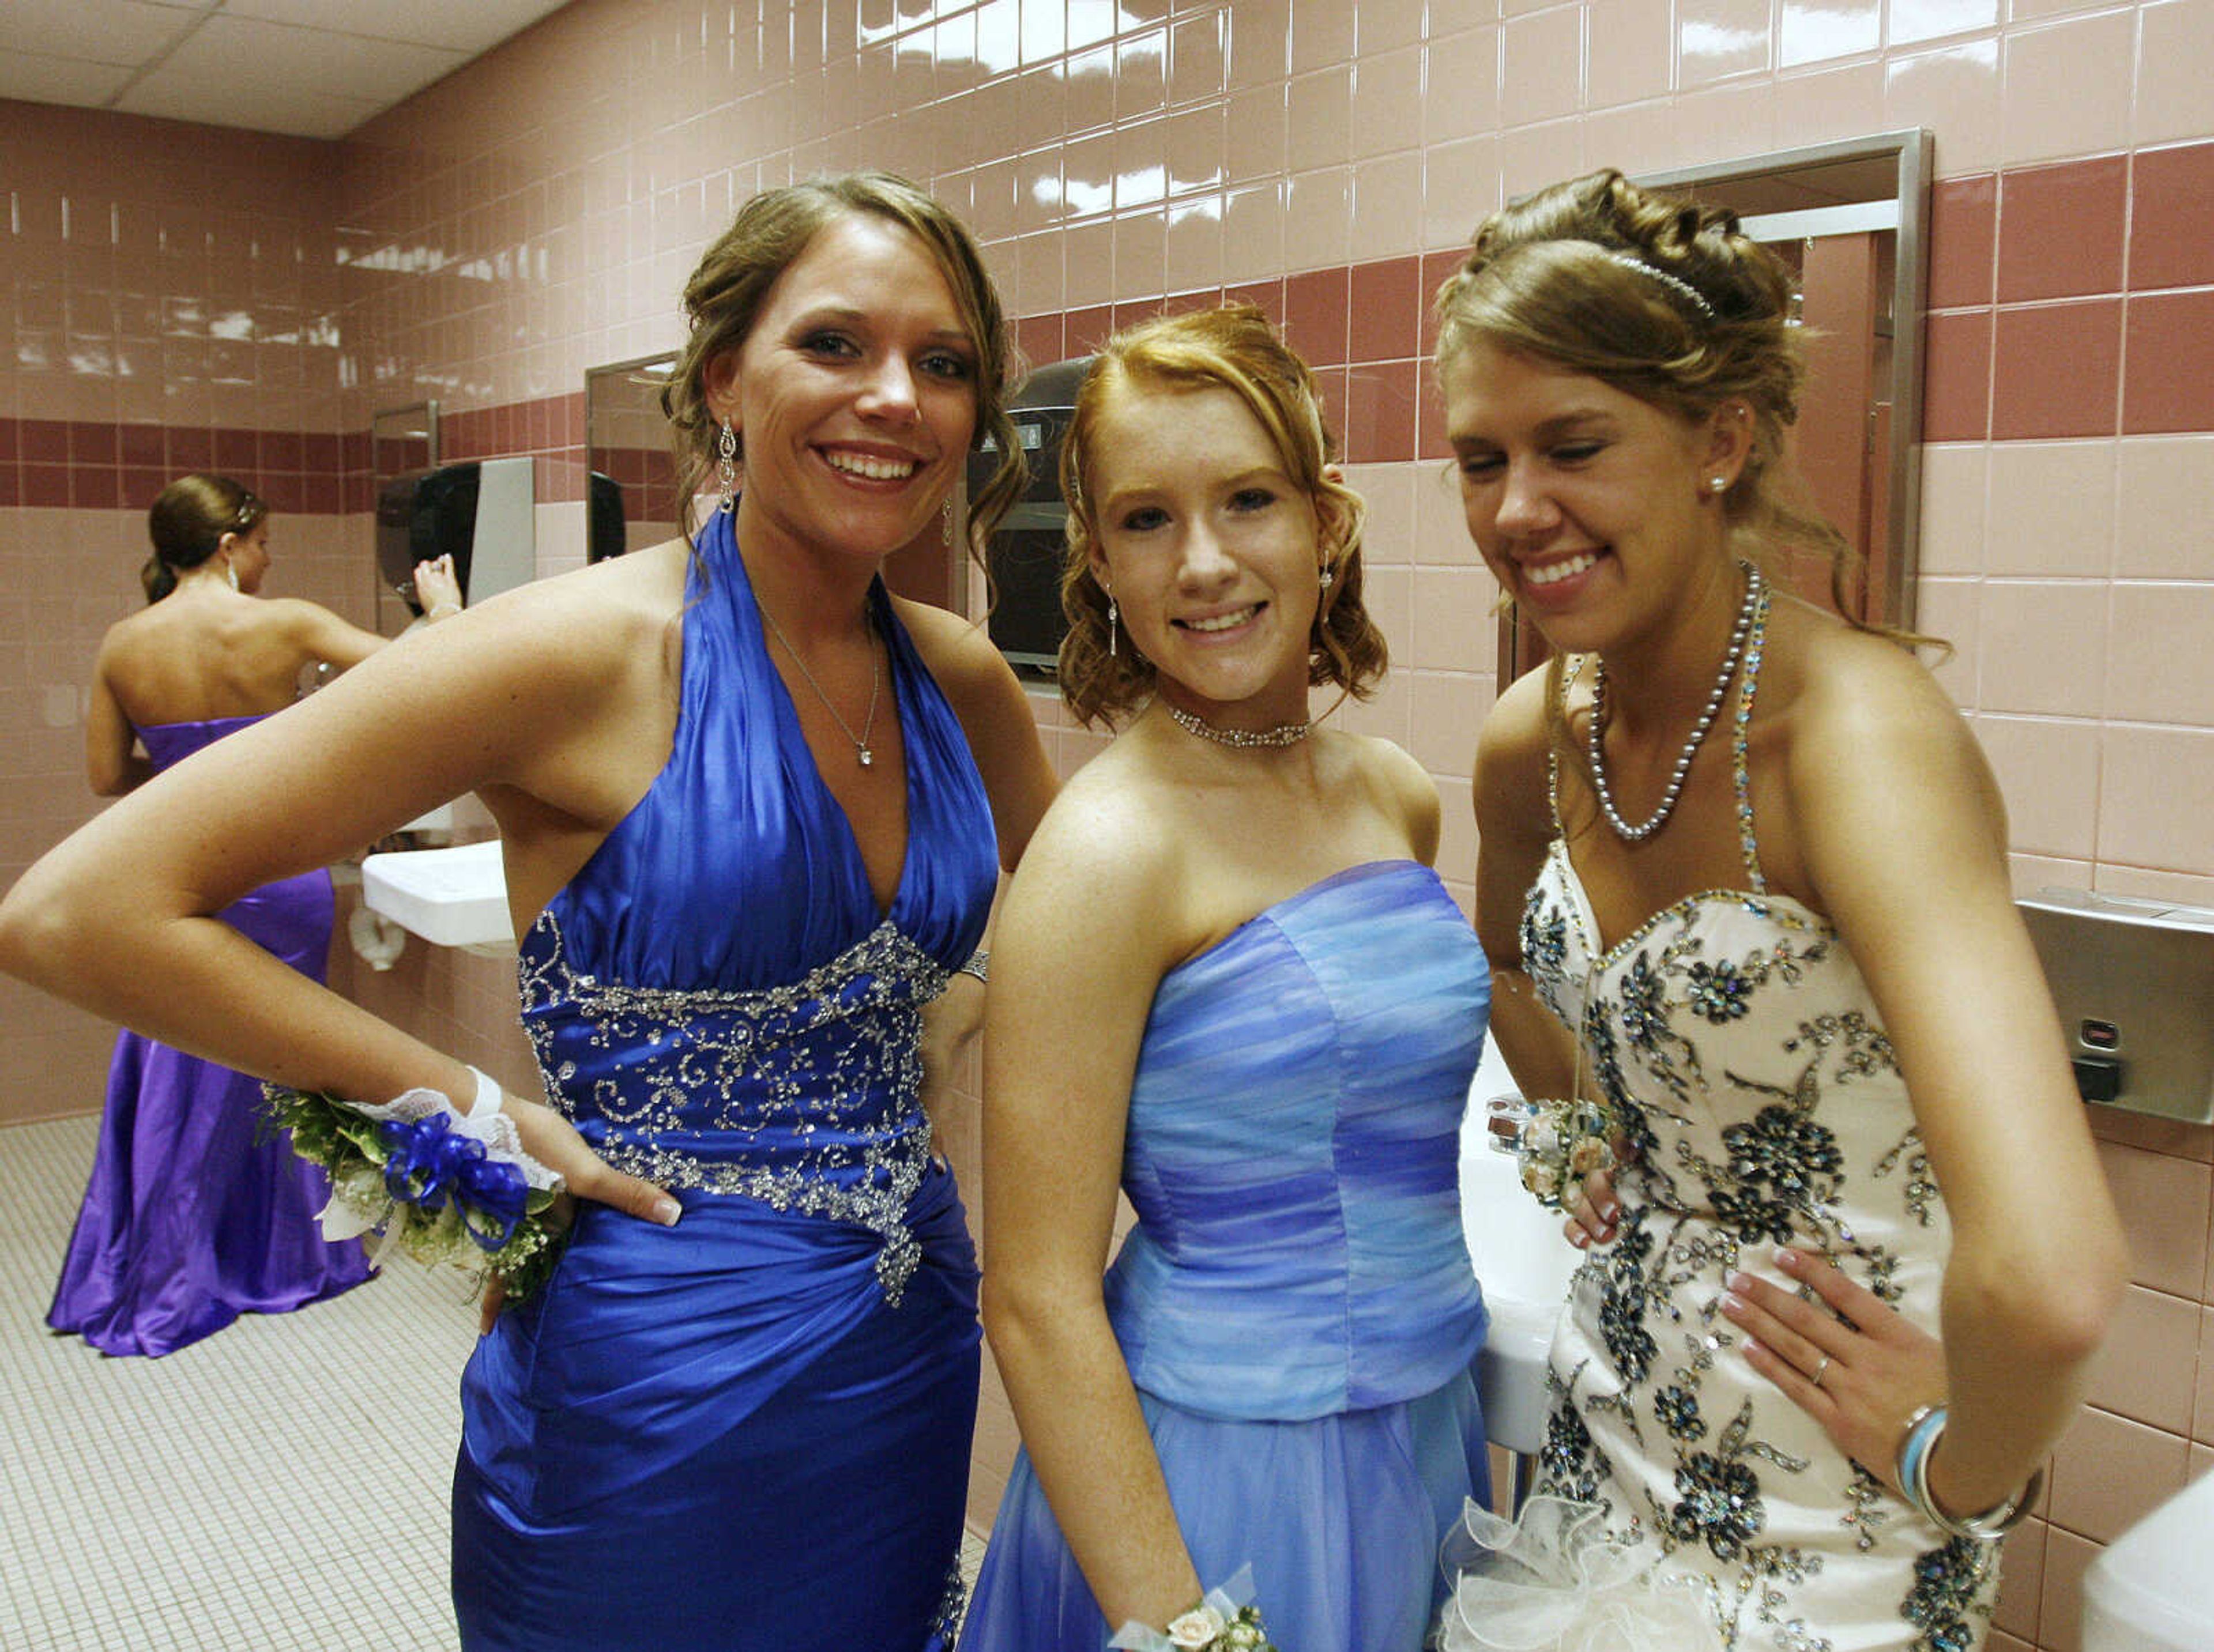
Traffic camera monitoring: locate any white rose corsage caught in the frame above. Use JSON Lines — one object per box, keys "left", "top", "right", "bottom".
{"left": 1108, "top": 1566, "right": 1277, "bottom": 1652}
{"left": 1485, "top": 1092, "right": 1618, "bottom": 1213}
{"left": 261, "top": 1078, "right": 566, "bottom": 1302}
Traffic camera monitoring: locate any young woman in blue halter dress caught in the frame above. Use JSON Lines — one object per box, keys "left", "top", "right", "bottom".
{"left": 0, "top": 175, "right": 1056, "bottom": 1648}
{"left": 959, "top": 305, "right": 1493, "bottom": 1652}
{"left": 1430, "top": 169, "right": 2127, "bottom": 1651}
{"left": 48, "top": 473, "right": 462, "bottom": 1357}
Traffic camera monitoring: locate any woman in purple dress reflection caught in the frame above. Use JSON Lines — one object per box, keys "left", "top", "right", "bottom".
{"left": 47, "top": 472, "right": 462, "bottom": 1357}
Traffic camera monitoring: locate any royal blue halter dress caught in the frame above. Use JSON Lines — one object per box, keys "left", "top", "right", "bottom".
{"left": 451, "top": 511, "right": 997, "bottom": 1650}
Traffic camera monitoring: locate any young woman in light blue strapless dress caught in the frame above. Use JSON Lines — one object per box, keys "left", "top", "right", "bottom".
{"left": 961, "top": 305, "right": 1494, "bottom": 1652}
{"left": 1433, "top": 168, "right": 2129, "bottom": 1652}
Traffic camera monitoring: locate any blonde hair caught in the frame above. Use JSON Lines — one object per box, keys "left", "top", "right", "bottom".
{"left": 660, "top": 171, "right": 1025, "bottom": 563}
{"left": 1057, "top": 304, "right": 1388, "bottom": 727}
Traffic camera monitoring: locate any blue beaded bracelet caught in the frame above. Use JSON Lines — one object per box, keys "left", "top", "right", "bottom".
{"left": 1894, "top": 1402, "right": 2042, "bottom": 1541}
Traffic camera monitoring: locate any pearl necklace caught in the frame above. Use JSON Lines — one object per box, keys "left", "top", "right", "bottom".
{"left": 759, "top": 602, "right": 883, "bottom": 768}
{"left": 1586, "top": 562, "right": 1762, "bottom": 842}
{"left": 1165, "top": 703, "right": 1311, "bottom": 748}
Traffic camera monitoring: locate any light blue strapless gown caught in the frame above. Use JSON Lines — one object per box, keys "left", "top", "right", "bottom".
{"left": 961, "top": 861, "right": 1494, "bottom": 1652}
{"left": 450, "top": 510, "right": 998, "bottom": 1650}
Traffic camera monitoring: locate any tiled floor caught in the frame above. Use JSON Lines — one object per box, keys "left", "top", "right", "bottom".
{"left": 2, "top": 1113, "right": 987, "bottom": 1650}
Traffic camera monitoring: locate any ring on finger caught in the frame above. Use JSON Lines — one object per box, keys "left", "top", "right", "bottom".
{"left": 1810, "top": 1353, "right": 1832, "bottom": 1390}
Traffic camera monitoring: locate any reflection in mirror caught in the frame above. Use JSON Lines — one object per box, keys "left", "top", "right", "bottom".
{"left": 369, "top": 401, "right": 438, "bottom": 637}
{"left": 1496, "top": 131, "right": 1932, "bottom": 688}
{"left": 584, "top": 354, "right": 679, "bottom": 560}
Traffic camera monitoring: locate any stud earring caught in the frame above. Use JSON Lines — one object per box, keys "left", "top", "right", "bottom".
{"left": 716, "top": 418, "right": 739, "bottom": 514}
{"left": 1709, "top": 473, "right": 1730, "bottom": 496}
{"left": 1107, "top": 592, "right": 1119, "bottom": 658}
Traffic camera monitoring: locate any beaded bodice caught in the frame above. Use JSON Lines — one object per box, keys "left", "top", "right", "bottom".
{"left": 1519, "top": 603, "right": 1994, "bottom": 1650}
{"left": 515, "top": 511, "right": 996, "bottom": 1304}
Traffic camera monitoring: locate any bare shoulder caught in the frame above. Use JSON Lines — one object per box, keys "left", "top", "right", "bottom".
{"left": 891, "top": 597, "right": 1010, "bottom": 700}
{"left": 1010, "top": 742, "right": 1178, "bottom": 914}
{"left": 1474, "top": 663, "right": 1557, "bottom": 835}
{"left": 421, "top": 538, "right": 689, "bottom": 701}
{"left": 1337, "top": 730, "right": 1441, "bottom": 849}
{"left": 1785, "top": 614, "right": 1982, "bottom": 787}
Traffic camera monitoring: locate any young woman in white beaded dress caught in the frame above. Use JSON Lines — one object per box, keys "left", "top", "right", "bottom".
{"left": 1432, "top": 169, "right": 2128, "bottom": 1652}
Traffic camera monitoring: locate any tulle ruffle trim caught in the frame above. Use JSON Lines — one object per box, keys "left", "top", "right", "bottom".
{"left": 1433, "top": 1495, "right": 1723, "bottom": 1652}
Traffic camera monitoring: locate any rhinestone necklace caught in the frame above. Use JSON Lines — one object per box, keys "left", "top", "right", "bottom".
{"left": 759, "top": 602, "right": 883, "bottom": 768}
{"left": 1586, "top": 561, "right": 1762, "bottom": 842}
{"left": 1165, "top": 702, "right": 1311, "bottom": 748}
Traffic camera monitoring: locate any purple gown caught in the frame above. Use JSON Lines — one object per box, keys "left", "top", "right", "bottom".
{"left": 46, "top": 714, "right": 371, "bottom": 1357}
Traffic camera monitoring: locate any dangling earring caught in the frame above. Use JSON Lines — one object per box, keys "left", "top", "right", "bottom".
{"left": 716, "top": 419, "right": 739, "bottom": 514}
{"left": 1319, "top": 563, "right": 1334, "bottom": 591}
{"left": 942, "top": 496, "right": 956, "bottom": 548}
{"left": 1107, "top": 593, "right": 1119, "bottom": 658}
{"left": 225, "top": 561, "right": 240, "bottom": 592}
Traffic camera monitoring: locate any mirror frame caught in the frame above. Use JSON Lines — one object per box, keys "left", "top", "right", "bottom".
{"left": 1641, "top": 128, "right": 1934, "bottom": 631}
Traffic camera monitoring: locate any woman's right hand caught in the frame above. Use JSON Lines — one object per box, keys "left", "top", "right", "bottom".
{"left": 412, "top": 555, "right": 464, "bottom": 616}
{"left": 476, "top": 1097, "right": 680, "bottom": 1333}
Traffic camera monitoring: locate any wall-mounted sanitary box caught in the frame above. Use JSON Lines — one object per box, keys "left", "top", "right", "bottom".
{"left": 2018, "top": 889, "right": 2214, "bottom": 1124}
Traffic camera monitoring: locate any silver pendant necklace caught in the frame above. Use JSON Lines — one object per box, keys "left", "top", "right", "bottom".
{"left": 1165, "top": 703, "right": 1311, "bottom": 748}
{"left": 1586, "top": 561, "right": 1762, "bottom": 842}
{"left": 759, "top": 602, "right": 883, "bottom": 768}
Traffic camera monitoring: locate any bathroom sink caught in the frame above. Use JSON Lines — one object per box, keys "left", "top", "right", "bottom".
{"left": 2082, "top": 1469, "right": 2214, "bottom": 1650}
{"left": 360, "top": 838, "right": 512, "bottom": 950}
{"left": 1461, "top": 1040, "right": 1583, "bottom": 1455}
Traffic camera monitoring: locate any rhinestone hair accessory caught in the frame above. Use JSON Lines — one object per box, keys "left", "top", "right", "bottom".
{"left": 1607, "top": 251, "right": 1716, "bottom": 323}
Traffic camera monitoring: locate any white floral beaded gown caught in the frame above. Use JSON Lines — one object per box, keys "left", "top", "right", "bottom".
{"left": 1447, "top": 591, "right": 2002, "bottom": 1652}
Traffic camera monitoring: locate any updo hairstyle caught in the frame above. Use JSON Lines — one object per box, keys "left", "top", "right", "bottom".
{"left": 142, "top": 474, "right": 266, "bottom": 604}
{"left": 661, "top": 171, "right": 1025, "bottom": 559}
{"left": 1057, "top": 303, "right": 1388, "bottom": 729}
{"left": 1433, "top": 168, "right": 1857, "bottom": 614}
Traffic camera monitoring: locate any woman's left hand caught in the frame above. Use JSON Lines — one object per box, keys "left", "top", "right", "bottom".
{"left": 413, "top": 555, "right": 463, "bottom": 615}
{"left": 1720, "top": 1246, "right": 1948, "bottom": 1497}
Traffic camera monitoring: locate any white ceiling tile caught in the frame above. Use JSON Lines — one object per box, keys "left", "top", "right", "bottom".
{"left": 150, "top": 13, "right": 467, "bottom": 106}
{"left": 219, "top": 0, "right": 569, "bottom": 55}
{"left": 4, "top": 0, "right": 202, "bottom": 64}
{"left": 116, "top": 73, "right": 385, "bottom": 141}
{"left": 0, "top": 50, "right": 137, "bottom": 106}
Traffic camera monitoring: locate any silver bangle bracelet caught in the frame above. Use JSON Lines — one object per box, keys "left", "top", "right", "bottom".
{"left": 955, "top": 948, "right": 989, "bottom": 983}
{"left": 1897, "top": 1402, "right": 2042, "bottom": 1541}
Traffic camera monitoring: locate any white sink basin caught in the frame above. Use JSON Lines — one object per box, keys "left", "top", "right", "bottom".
{"left": 1461, "top": 1039, "right": 1582, "bottom": 1455}
{"left": 2083, "top": 1470, "right": 2214, "bottom": 1650}
{"left": 360, "top": 838, "right": 513, "bottom": 950}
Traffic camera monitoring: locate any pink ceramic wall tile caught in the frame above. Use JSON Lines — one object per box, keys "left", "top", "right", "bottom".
{"left": 1283, "top": 166, "right": 1354, "bottom": 270}
{"left": 1998, "top": 9, "right": 2134, "bottom": 167}
{"left": 1586, "top": 3, "right": 1673, "bottom": 108}
{"left": 2038, "top": 1523, "right": 2098, "bottom": 1652}
{"left": 1407, "top": 565, "right": 1494, "bottom": 675}
{"left": 1497, "top": 118, "right": 1588, "bottom": 205}
{"left": 1169, "top": 12, "right": 1226, "bottom": 107}
{"left": 2104, "top": 582, "right": 2214, "bottom": 727}
{"left": 1990, "top": 299, "right": 2120, "bottom": 442}
{"left": 2122, "top": 291, "right": 2214, "bottom": 437}
{"left": 1353, "top": 47, "right": 1423, "bottom": 161}
{"left": 2128, "top": 141, "right": 2214, "bottom": 292}
{"left": 2096, "top": 724, "right": 2214, "bottom": 877}
{"left": 1500, "top": 6, "right": 1584, "bottom": 127}
{"left": 1921, "top": 308, "right": 1993, "bottom": 442}
{"left": 1342, "top": 360, "right": 1419, "bottom": 465}
{"left": 2049, "top": 1404, "right": 2190, "bottom": 1544}
{"left": 1885, "top": 39, "right": 2001, "bottom": 174}
{"left": 1997, "top": 154, "right": 2126, "bottom": 304}
{"left": 1972, "top": 711, "right": 2102, "bottom": 859}
{"left": 1116, "top": 27, "right": 1169, "bottom": 125}
{"left": 1287, "top": 65, "right": 1354, "bottom": 174}
{"left": 1405, "top": 669, "right": 1486, "bottom": 777}
{"left": 1912, "top": 574, "right": 1978, "bottom": 706}
{"left": 1351, "top": 152, "right": 1425, "bottom": 260}
{"left": 2114, "top": 435, "right": 2214, "bottom": 580}
{"left": 2136, "top": 0, "right": 2214, "bottom": 146}
{"left": 1782, "top": 0, "right": 1881, "bottom": 67}
{"left": 1424, "top": 134, "right": 1502, "bottom": 251}
{"left": 1291, "top": 0, "right": 1355, "bottom": 75}
{"left": 1223, "top": 0, "right": 1291, "bottom": 88}
{"left": 1887, "top": 0, "right": 2000, "bottom": 48}
{"left": 2083, "top": 1284, "right": 2204, "bottom": 1434}
{"left": 1929, "top": 173, "right": 1997, "bottom": 310}
{"left": 1992, "top": 1513, "right": 2046, "bottom": 1643}
{"left": 2197, "top": 1308, "right": 2214, "bottom": 1440}
{"left": 2098, "top": 1137, "right": 2214, "bottom": 1299}
{"left": 1983, "top": 440, "right": 2115, "bottom": 579}
{"left": 1678, "top": 0, "right": 1774, "bottom": 84}
{"left": 1425, "top": 26, "right": 1501, "bottom": 145}
{"left": 1915, "top": 442, "right": 1987, "bottom": 576}
{"left": 1774, "top": 59, "right": 1889, "bottom": 147}
{"left": 1347, "top": 255, "right": 1424, "bottom": 365}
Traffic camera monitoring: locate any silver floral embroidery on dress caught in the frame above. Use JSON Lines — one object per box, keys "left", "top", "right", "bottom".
{"left": 518, "top": 907, "right": 951, "bottom": 1305}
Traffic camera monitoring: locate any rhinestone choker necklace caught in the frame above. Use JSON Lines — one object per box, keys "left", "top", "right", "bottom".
{"left": 1165, "top": 703, "right": 1311, "bottom": 748}
{"left": 1586, "top": 561, "right": 1763, "bottom": 842}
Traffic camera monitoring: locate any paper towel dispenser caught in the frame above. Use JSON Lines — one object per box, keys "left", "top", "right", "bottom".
{"left": 967, "top": 354, "right": 1093, "bottom": 681}
{"left": 2018, "top": 888, "right": 2214, "bottom": 1123}
{"left": 375, "top": 456, "right": 537, "bottom": 614}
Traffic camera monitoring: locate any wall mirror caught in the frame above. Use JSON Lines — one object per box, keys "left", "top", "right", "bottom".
{"left": 368, "top": 401, "right": 438, "bottom": 637}
{"left": 1497, "top": 129, "right": 1933, "bottom": 686}
{"left": 584, "top": 353, "right": 681, "bottom": 559}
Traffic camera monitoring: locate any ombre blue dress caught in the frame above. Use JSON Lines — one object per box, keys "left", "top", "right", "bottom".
{"left": 450, "top": 511, "right": 997, "bottom": 1651}
{"left": 962, "top": 861, "right": 1494, "bottom": 1652}
{"left": 47, "top": 714, "right": 371, "bottom": 1358}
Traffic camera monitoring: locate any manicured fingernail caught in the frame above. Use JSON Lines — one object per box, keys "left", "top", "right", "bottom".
{"left": 1727, "top": 1272, "right": 1753, "bottom": 1293}
{"left": 1741, "top": 1336, "right": 1764, "bottom": 1357}
{"left": 653, "top": 1198, "right": 681, "bottom": 1227}
{"left": 1774, "top": 1247, "right": 1800, "bottom": 1270}
{"left": 1720, "top": 1292, "right": 1745, "bottom": 1314}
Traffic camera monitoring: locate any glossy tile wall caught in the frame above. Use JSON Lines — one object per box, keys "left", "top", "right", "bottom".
{"left": 3, "top": 5, "right": 2212, "bottom": 1646}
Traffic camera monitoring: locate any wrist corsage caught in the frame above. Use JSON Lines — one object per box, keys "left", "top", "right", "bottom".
{"left": 1108, "top": 1566, "right": 1278, "bottom": 1652}
{"left": 261, "top": 1072, "right": 566, "bottom": 1302}
{"left": 1485, "top": 1092, "right": 1618, "bottom": 1212}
